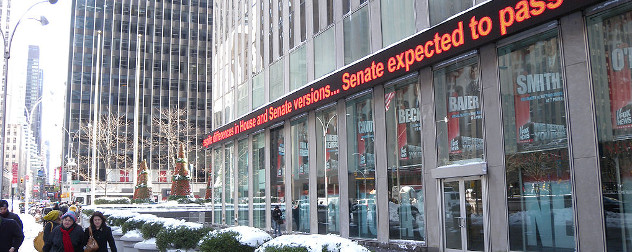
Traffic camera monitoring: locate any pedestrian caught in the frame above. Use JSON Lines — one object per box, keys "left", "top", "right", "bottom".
{"left": 42, "top": 210, "right": 61, "bottom": 243}
{"left": 0, "top": 215, "right": 24, "bottom": 252}
{"left": 0, "top": 200, "right": 23, "bottom": 230}
{"left": 271, "top": 205, "right": 283, "bottom": 237}
{"left": 83, "top": 212, "right": 117, "bottom": 252}
{"left": 43, "top": 211, "right": 84, "bottom": 252}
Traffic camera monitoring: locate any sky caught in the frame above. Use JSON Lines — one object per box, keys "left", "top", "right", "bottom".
{"left": 7, "top": 0, "right": 72, "bottom": 178}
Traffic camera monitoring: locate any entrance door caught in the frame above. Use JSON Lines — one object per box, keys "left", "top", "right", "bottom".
{"left": 442, "top": 177, "right": 486, "bottom": 252}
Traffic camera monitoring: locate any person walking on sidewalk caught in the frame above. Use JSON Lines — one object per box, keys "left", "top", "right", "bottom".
{"left": 0, "top": 215, "right": 24, "bottom": 252}
{"left": 43, "top": 211, "right": 84, "bottom": 252}
{"left": 271, "top": 205, "right": 283, "bottom": 237}
{"left": 83, "top": 212, "right": 117, "bottom": 252}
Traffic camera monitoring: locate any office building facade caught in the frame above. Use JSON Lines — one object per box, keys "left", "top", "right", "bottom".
{"left": 25, "top": 45, "right": 43, "bottom": 149}
{"left": 63, "top": 0, "right": 213, "bottom": 198}
{"left": 206, "top": 0, "right": 632, "bottom": 250}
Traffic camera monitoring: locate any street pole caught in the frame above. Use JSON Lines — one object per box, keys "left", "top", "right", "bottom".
{"left": 133, "top": 34, "right": 142, "bottom": 187}
{"left": 91, "top": 30, "right": 102, "bottom": 205}
{"left": 0, "top": 0, "right": 57, "bottom": 199}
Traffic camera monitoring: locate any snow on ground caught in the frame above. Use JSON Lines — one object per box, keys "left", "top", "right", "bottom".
{"left": 256, "top": 234, "right": 369, "bottom": 252}
{"left": 210, "top": 226, "right": 271, "bottom": 247}
{"left": 19, "top": 213, "right": 40, "bottom": 252}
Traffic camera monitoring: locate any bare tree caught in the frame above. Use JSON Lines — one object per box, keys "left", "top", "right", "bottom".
{"left": 147, "top": 108, "right": 197, "bottom": 171}
{"left": 75, "top": 113, "right": 132, "bottom": 196}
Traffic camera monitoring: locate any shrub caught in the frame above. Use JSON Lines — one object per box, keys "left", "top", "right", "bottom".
{"left": 199, "top": 231, "right": 255, "bottom": 252}
{"left": 82, "top": 209, "right": 95, "bottom": 217}
{"left": 122, "top": 218, "right": 148, "bottom": 234}
{"left": 156, "top": 226, "right": 213, "bottom": 251}
{"left": 140, "top": 221, "right": 165, "bottom": 239}
{"left": 95, "top": 198, "right": 131, "bottom": 205}
{"left": 108, "top": 216, "right": 134, "bottom": 227}
{"left": 131, "top": 198, "right": 153, "bottom": 204}
{"left": 262, "top": 246, "right": 309, "bottom": 252}
{"left": 168, "top": 195, "right": 194, "bottom": 204}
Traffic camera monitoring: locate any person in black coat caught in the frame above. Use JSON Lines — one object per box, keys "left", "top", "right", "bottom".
{"left": 42, "top": 210, "right": 62, "bottom": 244}
{"left": 83, "top": 211, "right": 117, "bottom": 252}
{"left": 0, "top": 200, "right": 23, "bottom": 230}
{"left": 43, "top": 211, "right": 84, "bottom": 252}
{"left": 0, "top": 216, "right": 24, "bottom": 252}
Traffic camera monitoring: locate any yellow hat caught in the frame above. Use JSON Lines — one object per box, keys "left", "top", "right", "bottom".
{"left": 69, "top": 206, "right": 78, "bottom": 212}
{"left": 43, "top": 210, "right": 61, "bottom": 221}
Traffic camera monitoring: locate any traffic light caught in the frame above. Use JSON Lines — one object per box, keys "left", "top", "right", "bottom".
{"left": 20, "top": 177, "right": 23, "bottom": 183}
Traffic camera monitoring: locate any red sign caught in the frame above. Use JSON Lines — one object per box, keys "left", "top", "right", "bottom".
{"left": 202, "top": 0, "right": 600, "bottom": 147}
{"left": 11, "top": 163, "right": 18, "bottom": 185}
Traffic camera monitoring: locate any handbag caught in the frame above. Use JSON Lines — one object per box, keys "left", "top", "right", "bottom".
{"left": 84, "top": 227, "right": 99, "bottom": 252}
{"left": 34, "top": 222, "right": 53, "bottom": 252}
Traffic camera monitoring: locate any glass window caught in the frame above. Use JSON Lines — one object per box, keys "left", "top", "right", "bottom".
{"left": 316, "top": 106, "right": 340, "bottom": 234}
{"left": 290, "top": 45, "right": 307, "bottom": 91}
{"left": 347, "top": 93, "right": 377, "bottom": 238}
{"left": 291, "top": 118, "right": 310, "bottom": 232}
{"left": 434, "top": 57, "right": 483, "bottom": 166}
{"left": 253, "top": 73, "right": 265, "bottom": 108}
{"left": 428, "top": 0, "right": 473, "bottom": 27}
{"left": 343, "top": 5, "right": 370, "bottom": 65}
{"left": 498, "top": 30, "right": 574, "bottom": 251}
{"left": 270, "top": 126, "right": 286, "bottom": 232}
{"left": 253, "top": 132, "right": 266, "bottom": 228}
{"left": 588, "top": 6, "right": 632, "bottom": 250}
{"left": 314, "top": 27, "right": 336, "bottom": 79}
{"left": 238, "top": 138, "right": 249, "bottom": 226}
{"left": 213, "top": 148, "right": 223, "bottom": 224}
{"left": 225, "top": 144, "right": 235, "bottom": 225}
{"left": 385, "top": 76, "right": 424, "bottom": 241}
{"left": 270, "top": 60, "right": 285, "bottom": 101}
{"left": 380, "top": 0, "right": 416, "bottom": 47}
{"left": 237, "top": 82, "right": 249, "bottom": 117}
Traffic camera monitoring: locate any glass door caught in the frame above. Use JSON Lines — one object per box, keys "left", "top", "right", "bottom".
{"left": 442, "top": 177, "right": 486, "bottom": 251}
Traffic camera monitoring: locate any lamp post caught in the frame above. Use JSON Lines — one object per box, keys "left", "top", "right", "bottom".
{"left": 23, "top": 97, "right": 43, "bottom": 212}
{"left": 0, "top": 0, "right": 57, "bottom": 199}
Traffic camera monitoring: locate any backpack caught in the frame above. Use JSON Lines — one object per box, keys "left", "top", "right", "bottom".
{"left": 34, "top": 221, "right": 53, "bottom": 252}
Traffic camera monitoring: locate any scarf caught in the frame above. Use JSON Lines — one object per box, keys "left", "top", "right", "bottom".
{"left": 60, "top": 224, "right": 75, "bottom": 252}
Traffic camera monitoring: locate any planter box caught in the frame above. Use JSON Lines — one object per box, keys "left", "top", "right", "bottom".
{"left": 134, "top": 239, "right": 159, "bottom": 252}
{"left": 121, "top": 230, "right": 144, "bottom": 252}
{"left": 112, "top": 228, "right": 125, "bottom": 252}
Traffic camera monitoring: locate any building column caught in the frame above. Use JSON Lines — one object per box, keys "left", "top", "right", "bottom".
{"left": 560, "top": 12, "right": 607, "bottom": 252}
{"left": 337, "top": 100, "right": 350, "bottom": 238}
{"left": 373, "top": 85, "right": 389, "bottom": 243}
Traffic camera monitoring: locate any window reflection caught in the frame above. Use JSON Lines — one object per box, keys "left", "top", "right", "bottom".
{"left": 316, "top": 106, "right": 340, "bottom": 234}
{"left": 499, "top": 30, "right": 575, "bottom": 251}
{"left": 237, "top": 139, "right": 249, "bottom": 226}
{"left": 252, "top": 133, "right": 266, "bottom": 229}
{"left": 270, "top": 127, "right": 286, "bottom": 232}
{"left": 213, "top": 148, "right": 223, "bottom": 224}
{"left": 347, "top": 93, "right": 377, "bottom": 239}
{"left": 291, "top": 118, "right": 310, "bottom": 232}
{"left": 385, "top": 76, "right": 424, "bottom": 241}
{"left": 588, "top": 6, "right": 632, "bottom": 250}
{"left": 225, "top": 144, "right": 235, "bottom": 225}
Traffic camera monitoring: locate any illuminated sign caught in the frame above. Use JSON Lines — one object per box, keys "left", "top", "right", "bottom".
{"left": 203, "top": 0, "right": 600, "bottom": 147}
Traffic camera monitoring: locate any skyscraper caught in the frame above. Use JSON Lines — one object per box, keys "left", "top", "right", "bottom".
{"left": 0, "top": 0, "right": 12, "bottom": 199}
{"left": 63, "top": 0, "right": 212, "bottom": 198}
{"left": 24, "top": 45, "right": 43, "bottom": 149}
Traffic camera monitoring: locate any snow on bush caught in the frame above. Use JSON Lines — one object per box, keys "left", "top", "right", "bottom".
{"left": 207, "top": 226, "right": 271, "bottom": 247}
{"left": 256, "top": 234, "right": 369, "bottom": 252}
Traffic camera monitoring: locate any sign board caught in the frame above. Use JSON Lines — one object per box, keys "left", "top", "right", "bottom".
{"left": 11, "top": 163, "right": 18, "bottom": 187}
{"left": 202, "top": 0, "right": 602, "bottom": 147}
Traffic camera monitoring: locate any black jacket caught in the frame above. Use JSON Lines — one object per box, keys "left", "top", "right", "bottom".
{"left": 1, "top": 212, "right": 23, "bottom": 230}
{"left": 43, "top": 223, "right": 85, "bottom": 252}
{"left": 272, "top": 208, "right": 282, "bottom": 221}
{"left": 0, "top": 217, "right": 24, "bottom": 252}
{"left": 83, "top": 225, "right": 117, "bottom": 252}
{"left": 43, "top": 221, "right": 60, "bottom": 244}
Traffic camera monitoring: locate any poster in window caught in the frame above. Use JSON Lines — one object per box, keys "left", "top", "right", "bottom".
{"left": 445, "top": 63, "right": 483, "bottom": 157}
{"left": 509, "top": 36, "right": 567, "bottom": 152}
{"left": 603, "top": 12, "right": 632, "bottom": 138}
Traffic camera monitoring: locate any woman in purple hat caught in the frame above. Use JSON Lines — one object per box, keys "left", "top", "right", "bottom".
{"left": 43, "top": 211, "right": 85, "bottom": 252}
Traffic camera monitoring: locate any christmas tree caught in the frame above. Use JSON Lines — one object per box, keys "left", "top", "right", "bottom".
{"left": 170, "top": 144, "right": 191, "bottom": 197}
{"left": 133, "top": 160, "right": 152, "bottom": 201}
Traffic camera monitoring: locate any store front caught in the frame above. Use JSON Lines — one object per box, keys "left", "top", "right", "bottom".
{"left": 203, "top": 0, "right": 625, "bottom": 250}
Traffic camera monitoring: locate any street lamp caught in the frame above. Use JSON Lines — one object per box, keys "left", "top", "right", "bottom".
{"left": 0, "top": 0, "right": 57, "bottom": 199}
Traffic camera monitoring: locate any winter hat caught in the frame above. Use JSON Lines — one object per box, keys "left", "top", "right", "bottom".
{"left": 69, "top": 205, "right": 78, "bottom": 212}
{"left": 43, "top": 210, "right": 61, "bottom": 221}
{"left": 0, "top": 200, "right": 7, "bottom": 208}
{"left": 61, "top": 211, "right": 77, "bottom": 222}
